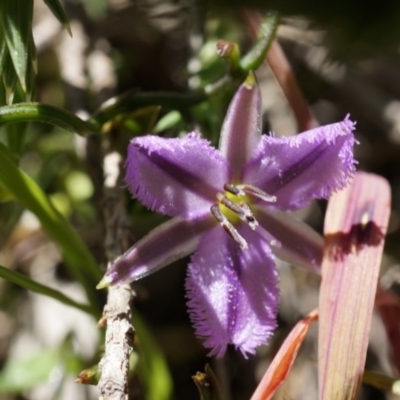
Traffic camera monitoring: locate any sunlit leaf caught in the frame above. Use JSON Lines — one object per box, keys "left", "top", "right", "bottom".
{"left": 318, "top": 172, "right": 391, "bottom": 400}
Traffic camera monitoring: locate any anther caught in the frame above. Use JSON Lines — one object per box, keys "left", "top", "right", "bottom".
{"left": 210, "top": 204, "right": 248, "bottom": 250}
{"left": 223, "top": 183, "right": 245, "bottom": 196}
{"left": 217, "top": 193, "right": 245, "bottom": 216}
{"left": 240, "top": 202, "right": 258, "bottom": 230}
{"left": 236, "top": 184, "right": 277, "bottom": 203}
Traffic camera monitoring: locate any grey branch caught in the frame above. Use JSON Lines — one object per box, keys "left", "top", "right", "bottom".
{"left": 98, "top": 152, "right": 135, "bottom": 400}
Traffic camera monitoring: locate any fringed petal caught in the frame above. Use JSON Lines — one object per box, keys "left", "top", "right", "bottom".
{"left": 126, "top": 133, "right": 229, "bottom": 219}
{"left": 185, "top": 225, "right": 279, "bottom": 358}
{"left": 244, "top": 117, "right": 357, "bottom": 210}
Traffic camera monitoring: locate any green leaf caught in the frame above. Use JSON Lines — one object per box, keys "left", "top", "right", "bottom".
{"left": 363, "top": 370, "right": 400, "bottom": 395}
{"left": 2, "top": 51, "right": 17, "bottom": 104}
{"left": 0, "top": 264, "right": 94, "bottom": 315}
{"left": 0, "top": 143, "right": 101, "bottom": 312}
{"left": 0, "top": 35, "right": 7, "bottom": 70}
{"left": 0, "top": 0, "right": 34, "bottom": 97}
{"left": 0, "top": 349, "right": 59, "bottom": 394}
{"left": 0, "top": 102, "right": 98, "bottom": 135}
{"left": 134, "top": 313, "right": 173, "bottom": 400}
{"left": 43, "top": 0, "right": 71, "bottom": 35}
{"left": 120, "top": 106, "right": 161, "bottom": 134}
{"left": 154, "top": 111, "right": 182, "bottom": 133}
{"left": 25, "top": 33, "right": 36, "bottom": 101}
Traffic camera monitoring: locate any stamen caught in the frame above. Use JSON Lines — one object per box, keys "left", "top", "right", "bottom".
{"left": 210, "top": 204, "right": 248, "bottom": 250}
{"left": 240, "top": 202, "right": 258, "bottom": 230}
{"left": 236, "top": 184, "right": 277, "bottom": 203}
{"left": 223, "top": 183, "right": 245, "bottom": 196}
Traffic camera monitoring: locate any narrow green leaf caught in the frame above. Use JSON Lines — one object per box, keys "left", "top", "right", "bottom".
{"left": 0, "top": 0, "right": 34, "bottom": 95}
{"left": 0, "top": 36, "right": 7, "bottom": 70}
{"left": 363, "top": 370, "right": 400, "bottom": 395}
{"left": 0, "top": 264, "right": 94, "bottom": 315}
{"left": 0, "top": 102, "right": 98, "bottom": 135}
{"left": 24, "top": 32, "right": 36, "bottom": 101}
{"left": 43, "top": 0, "right": 71, "bottom": 35}
{"left": 2, "top": 50, "right": 17, "bottom": 104}
{"left": 0, "top": 143, "right": 101, "bottom": 312}
{"left": 318, "top": 172, "right": 391, "bottom": 400}
{"left": 134, "top": 313, "right": 173, "bottom": 400}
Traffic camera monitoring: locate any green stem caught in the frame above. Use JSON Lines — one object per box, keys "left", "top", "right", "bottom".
{"left": 240, "top": 11, "right": 280, "bottom": 72}
{"left": 0, "top": 102, "right": 99, "bottom": 134}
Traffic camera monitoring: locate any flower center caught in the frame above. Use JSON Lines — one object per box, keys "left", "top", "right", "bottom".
{"left": 210, "top": 183, "right": 276, "bottom": 250}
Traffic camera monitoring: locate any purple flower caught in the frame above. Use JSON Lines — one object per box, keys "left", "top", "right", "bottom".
{"left": 97, "top": 73, "right": 357, "bottom": 357}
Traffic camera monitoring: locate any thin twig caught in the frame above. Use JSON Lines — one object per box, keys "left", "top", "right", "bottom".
{"left": 87, "top": 41, "right": 135, "bottom": 399}
{"left": 97, "top": 151, "right": 134, "bottom": 400}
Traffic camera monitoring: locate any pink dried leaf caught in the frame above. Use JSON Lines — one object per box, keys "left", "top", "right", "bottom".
{"left": 318, "top": 172, "right": 391, "bottom": 400}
